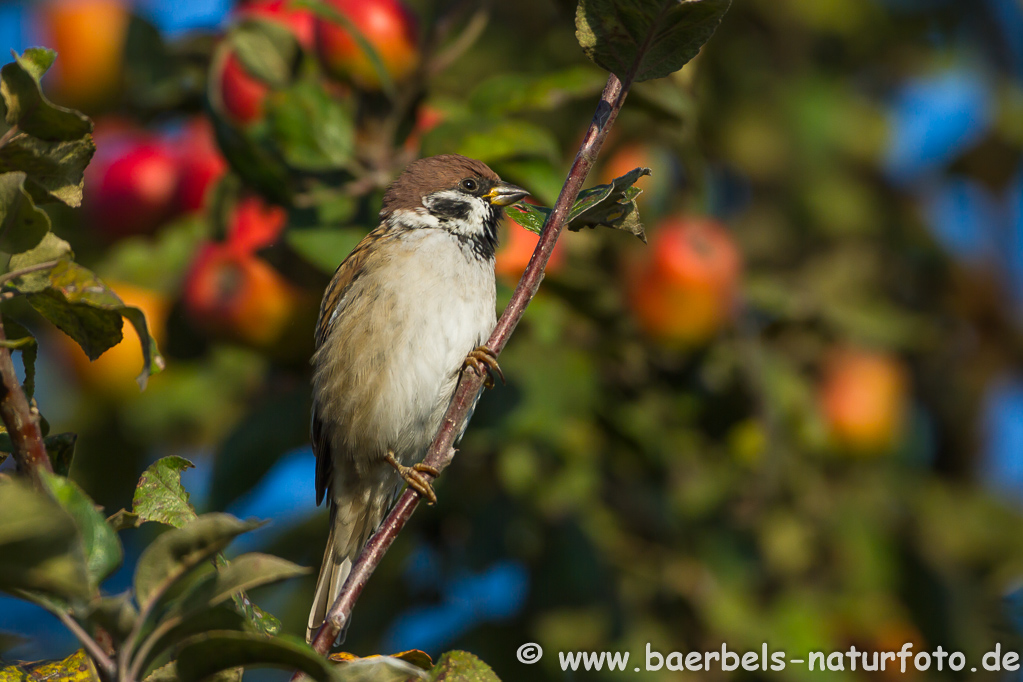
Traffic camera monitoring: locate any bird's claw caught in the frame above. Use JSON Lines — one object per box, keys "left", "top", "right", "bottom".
{"left": 385, "top": 452, "right": 438, "bottom": 505}
{"left": 464, "top": 346, "right": 504, "bottom": 389}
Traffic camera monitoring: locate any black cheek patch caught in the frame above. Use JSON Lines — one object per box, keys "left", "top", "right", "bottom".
{"left": 431, "top": 197, "right": 472, "bottom": 222}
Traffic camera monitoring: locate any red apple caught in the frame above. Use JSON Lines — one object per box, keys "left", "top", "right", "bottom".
{"left": 172, "top": 118, "right": 228, "bottom": 214}
{"left": 628, "top": 217, "right": 742, "bottom": 345}
{"left": 215, "top": 51, "right": 271, "bottom": 126}
{"left": 236, "top": 0, "right": 315, "bottom": 49}
{"left": 36, "top": 0, "right": 130, "bottom": 109}
{"left": 227, "top": 195, "right": 288, "bottom": 252}
{"left": 314, "top": 0, "right": 418, "bottom": 90}
{"left": 85, "top": 124, "right": 181, "bottom": 238}
{"left": 183, "top": 243, "right": 301, "bottom": 349}
{"left": 819, "top": 348, "right": 909, "bottom": 454}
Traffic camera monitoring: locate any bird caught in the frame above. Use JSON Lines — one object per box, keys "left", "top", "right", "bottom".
{"left": 306, "top": 154, "right": 529, "bottom": 642}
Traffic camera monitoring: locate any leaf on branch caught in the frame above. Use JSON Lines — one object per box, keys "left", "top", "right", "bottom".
{"left": 41, "top": 472, "right": 123, "bottom": 594}
{"left": 0, "top": 477, "right": 90, "bottom": 600}
{"left": 175, "top": 553, "right": 309, "bottom": 617}
{"left": 6, "top": 258, "right": 165, "bottom": 388}
{"left": 136, "top": 605, "right": 247, "bottom": 678}
{"left": 85, "top": 592, "right": 139, "bottom": 645}
{"left": 0, "top": 172, "right": 50, "bottom": 253}
{"left": 45, "top": 432, "right": 77, "bottom": 478}
{"left": 133, "top": 514, "right": 261, "bottom": 611}
{"left": 0, "top": 649, "right": 101, "bottom": 682}
{"left": 1, "top": 49, "right": 93, "bottom": 141}
{"left": 106, "top": 509, "right": 142, "bottom": 532}
{"left": 7, "top": 232, "right": 74, "bottom": 286}
{"left": 0, "top": 131, "right": 95, "bottom": 207}
{"left": 229, "top": 19, "right": 300, "bottom": 89}
{"left": 175, "top": 632, "right": 336, "bottom": 682}
{"left": 507, "top": 167, "right": 650, "bottom": 242}
{"left": 133, "top": 456, "right": 198, "bottom": 529}
{"left": 426, "top": 651, "right": 500, "bottom": 682}
{"left": 266, "top": 79, "right": 355, "bottom": 171}
{"left": 575, "top": 0, "right": 732, "bottom": 83}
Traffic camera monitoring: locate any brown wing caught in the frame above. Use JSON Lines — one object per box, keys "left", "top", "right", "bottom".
{"left": 312, "top": 223, "right": 392, "bottom": 505}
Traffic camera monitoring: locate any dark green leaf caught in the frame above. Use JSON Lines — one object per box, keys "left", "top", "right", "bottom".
{"left": 107, "top": 509, "right": 142, "bottom": 532}
{"left": 6, "top": 232, "right": 73, "bottom": 288}
{"left": 1, "top": 50, "right": 93, "bottom": 141}
{"left": 267, "top": 80, "right": 355, "bottom": 171}
{"left": 422, "top": 119, "right": 560, "bottom": 165}
{"left": 0, "top": 477, "right": 90, "bottom": 600}
{"left": 175, "top": 632, "right": 335, "bottom": 682}
{"left": 427, "top": 651, "right": 500, "bottom": 682}
{"left": 137, "top": 605, "right": 247, "bottom": 677}
{"left": 133, "top": 514, "right": 261, "bottom": 610}
{"left": 176, "top": 553, "right": 308, "bottom": 617}
{"left": 0, "top": 131, "right": 95, "bottom": 207}
{"left": 285, "top": 228, "right": 363, "bottom": 276}
{"left": 229, "top": 594, "right": 280, "bottom": 637}
{"left": 230, "top": 19, "right": 300, "bottom": 89}
{"left": 41, "top": 472, "right": 122, "bottom": 593}
{"left": 469, "top": 66, "right": 607, "bottom": 116}
{"left": 142, "top": 663, "right": 178, "bottom": 682}
{"left": 0, "top": 172, "right": 49, "bottom": 252}
{"left": 133, "top": 456, "right": 198, "bottom": 529}
{"left": 45, "top": 433, "right": 77, "bottom": 477}
{"left": 505, "top": 203, "right": 549, "bottom": 235}
{"left": 209, "top": 116, "right": 294, "bottom": 205}
{"left": 575, "top": 0, "right": 732, "bottom": 83}
{"left": 86, "top": 592, "right": 139, "bottom": 644}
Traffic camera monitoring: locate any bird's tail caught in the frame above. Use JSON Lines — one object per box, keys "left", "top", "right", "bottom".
{"left": 306, "top": 484, "right": 391, "bottom": 643}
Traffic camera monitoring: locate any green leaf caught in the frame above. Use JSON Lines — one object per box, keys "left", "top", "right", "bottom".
{"left": 133, "top": 514, "right": 260, "bottom": 611}
{"left": 230, "top": 18, "right": 300, "bottom": 89}
{"left": 0, "top": 131, "right": 95, "bottom": 207}
{"left": 285, "top": 228, "right": 364, "bottom": 276}
{"left": 142, "top": 663, "right": 178, "bottom": 682}
{"left": 422, "top": 118, "right": 560, "bottom": 165}
{"left": 6, "top": 232, "right": 73, "bottom": 285}
{"left": 427, "top": 651, "right": 500, "bottom": 682}
{"left": 0, "top": 477, "right": 90, "bottom": 600}
{"left": 267, "top": 79, "right": 355, "bottom": 171}
{"left": 41, "top": 472, "right": 123, "bottom": 593}
{"left": 86, "top": 592, "right": 139, "bottom": 645}
{"left": 137, "top": 605, "right": 247, "bottom": 677}
{"left": 133, "top": 456, "right": 198, "bottom": 529}
{"left": 469, "top": 66, "right": 608, "bottom": 116}
{"left": 45, "top": 433, "right": 77, "bottom": 477}
{"left": 0, "top": 172, "right": 50, "bottom": 253}
{"left": 107, "top": 509, "right": 142, "bottom": 532}
{"left": 1, "top": 50, "right": 93, "bottom": 141}
{"left": 575, "top": 0, "right": 732, "bottom": 83}
{"left": 8, "top": 260, "right": 165, "bottom": 388}
{"left": 176, "top": 554, "right": 309, "bottom": 617}
{"left": 175, "top": 632, "right": 335, "bottom": 682}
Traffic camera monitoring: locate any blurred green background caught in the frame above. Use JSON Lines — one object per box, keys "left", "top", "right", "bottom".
{"left": 4, "top": 0, "right": 1023, "bottom": 679}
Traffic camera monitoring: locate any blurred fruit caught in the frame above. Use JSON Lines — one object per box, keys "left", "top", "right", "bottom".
{"left": 173, "top": 119, "right": 228, "bottom": 214}
{"left": 182, "top": 244, "right": 302, "bottom": 349}
{"left": 65, "top": 282, "right": 169, "bottom": 396}
{"left": 496, "top": 222, "right": 565, "bottom": 283}
{"left": 85, "top": 124, "right": 180, "bottom": 239}
{"left": 236, "top": 0, "right": 316, "bottom": 49}
{"left": 599, "top": 142, "right": 677, "bottom": 217}
{"left": 227, "top": 195, "right": 288, "bottom": 252}
{"left": 37, "top": 0, "right": 129, "bottom": 109}
{"left": 819, "top": 348, "right": 909, "bottom": 454}
{"left": 314, "top": 0, "right": 419, "bottom": 90}
{"left": 215, "top": 51, "right": 271, "bottom": 126}
{"left": 628, "top": 217, "right": 742, "bottom": 345}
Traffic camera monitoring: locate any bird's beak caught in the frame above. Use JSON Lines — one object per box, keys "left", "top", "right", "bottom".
{"left": 485, "top": 182, "right": 530, "bottom": 207}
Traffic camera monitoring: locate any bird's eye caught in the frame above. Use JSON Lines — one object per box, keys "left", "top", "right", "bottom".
{"left": 460, "top": 178, "right": 478, "bottom": 192}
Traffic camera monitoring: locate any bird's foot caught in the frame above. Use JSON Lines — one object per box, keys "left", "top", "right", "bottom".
{"left": 464, "top": 346, "right": 504, "bottom": 389}
{"left": 384, "top": 451, "right": 439, "bottom": 505}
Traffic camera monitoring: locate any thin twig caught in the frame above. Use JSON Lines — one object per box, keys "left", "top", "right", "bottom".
{"left": 0, "top": 311, "right": 51, "bottom": 482}
{"left": 55, "top": 609, "right": 117, "bottom": 682}
{"left": 0, "top": 125, "right": 20, "bottom": 150}
{"left": 0, "top": 259, "right": 60, "bottom": 287}
{"left": 303, "top": 72, "right": 630, "bottom": 658}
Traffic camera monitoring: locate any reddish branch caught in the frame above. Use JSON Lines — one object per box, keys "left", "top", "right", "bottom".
{"left": 0, "top": 313, "right": 52, "bottom": 482}
{"left": 305, "top": 72, "right": 630, "bottom": 656}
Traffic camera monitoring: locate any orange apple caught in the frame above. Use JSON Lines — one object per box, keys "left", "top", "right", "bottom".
{"left": 227, "top": 195, "right": 288, "bottom": 252}
{"left": 495, "top": 222, "right": 565, "bottom": 283}
{"left": 215, "top": 51, "right": 271, "bottom": 126}
{"left": 819, "top": 348, "right": 908, "bottom": 454}
{"left": 182, "top": 243, "right": 301, "bottom": 349}
{"left": 36, "top": 0, "right": 130, "bottom": 109}
{"left": 314, "top": 0, "right": 418, "bottom": 90}
{"left": 64, "top": 281, "right": 169, "bottom": 396}
{"left": 236, "top": 0, "right": 316, "bottom": 49}
{"left": 599, "top": 143, "right": 677, "bottom": 218}
{"left": 173, "top": 118, "right": 228, "bottom": 214}
{"left": 85, "top": 124, "right": 181, "bottom": 238}
{"left": 628, "top": 217, "right": 742, "bottom": 345}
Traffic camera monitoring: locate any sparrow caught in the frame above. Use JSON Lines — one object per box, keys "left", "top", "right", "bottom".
{"left": 306, "top": 154, "right": 529, "bottom": 641}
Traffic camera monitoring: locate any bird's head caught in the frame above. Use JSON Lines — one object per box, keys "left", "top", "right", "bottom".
{"left": 380, "top": 154, "right": 529, "bottom": 259}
